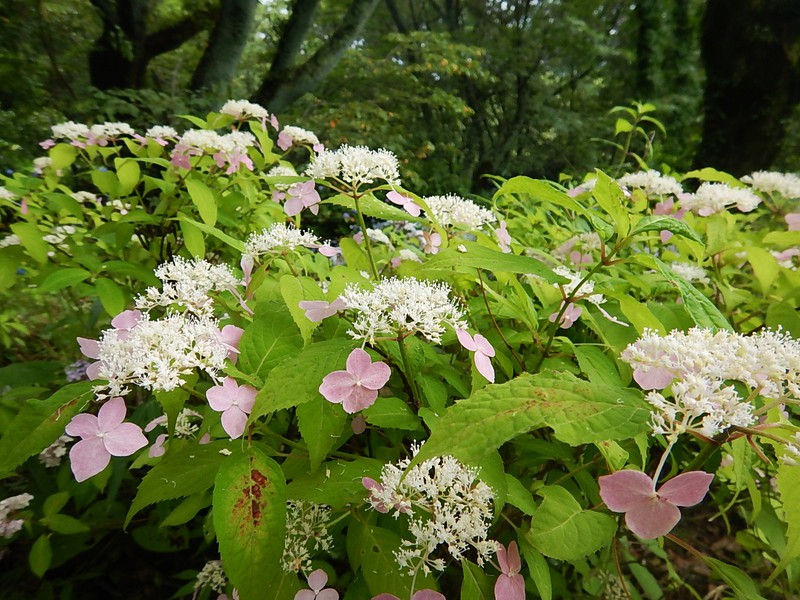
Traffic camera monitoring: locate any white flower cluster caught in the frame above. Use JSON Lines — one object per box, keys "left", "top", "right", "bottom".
{"left": 680, "top": 182, "right": 761, "bottom": 216}
{"left": 781, "top": 432, "right": 800, "bottom": 466}
{"left": 177, "top": 129, "right": 256, "bottom": 154}
{"left": 38, "top": 434, "right": 73, "bottom": 467}
{"left": 340, "top": 277, "right": 466, "bottom": 344}
{"left": 175, "top": 409, "right": 202, "bottom": 438}
{"left": 306, "top": 145, "right": 400, "bottom": 188}
{"left": 266, "top": 165, "right": 298, "bottom": 178}
{"left": 135, "top": 256, "right": 240, "bottom": 317}
{"left": 71, "top": 191, "right": 100, "bottom": 204}
{"left": 617, "top": 170, "right": 683, "bottom": 196}
{"left": 280, "top": 125, "right": 320, "bottom": 146}
{"left": 365, "top": 443, "right": 496, "bottom": 574}
{"left": 670, "top": 262, "right": 710, "bottom": 284}
{"left": 220, "top": 99, "right": 271, "bottom": 121}
{"left": 0, "top": 186, "right": 16, "bottom": 200}
{"left": 33, "top": 156, "right": 52, "bottom": 173}
{"left": 195, "top": 560, "right": 227, "bottom": 594}
{"left": 621, "top": 328, "right": 800, "bottom": 437}
{"left": 92, "top": 122, "right": 135, "bottom": 139}
{"left": 43, "top": 225, "right": 77, "bottom": 247}
{"left": 144, "top": 125, "right": 178, "bottom": 140}
{"left": 742, "top": 171, "right": 800, "bottom": 199}
{"left": 424, "top": 194, "right": 496, "bottom": 230}
{"left": 0, "top": 234, "right": 20, "bottom": 248}
{"left": 51, "top": 121, "right": 90, "bottom": 141}
{"left": 0, "top": 493, "right": 33, "bottom": 539}
{"left": 93, "top": 312, "right": 229, "bottom": 398}
{"left": 552, "top": 266, "right": 605, "bottom": 305}
{"left": 243, "top": 223, "right": 320, "bottom": 259}
{"left": 280, "top": 500, "right": 333, "bottom": 573}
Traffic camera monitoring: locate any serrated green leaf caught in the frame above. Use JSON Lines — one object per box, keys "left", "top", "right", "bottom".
{"left": 186, "top": 178, "right": 218, "bottom": 226}
{"left": 574, "top": 345, "right": 622, "bottom": 386}
{"left": 42, "top": 513, "right": 90, "bottom": 535}
{"left": 91, "top": 169, "right": 120, "bottom": 196}
{"left": 745, "top": 246, "right": 778, "bottom": 294}
{"left": 683, "top": 168, "right": 743, "bottom": 187}
{"left": 115, "top": 159, "right": 140, "bottom": 196}
{"left": 461, "top": 559, "right": 494, "bottom": 599}
{"left": 161, "top": 492, "right": 211, "bottom": 527}
{"left": 279, "top": 275, "right": 322, "bottom": 345}
{"left": 38, "top": 268, "right": 91, "bottom": 293}
{"left": 287, "top": 458, "right": 382, "bottom": 508}
{"left": 125, "top": 441, "right": 232, "bottom": 527}
{"left": 296, "top": 397, "right": 347, "bottom": 471}
{"left": 527, "top": 485, "right": 616, "bottom": 560}
{"left": 250, "top": 339, "right": 358, "bottom": 420}
{"left": 179, "top": 217, "right": 205, "bottom": 258}
{"left": 0, "top": 381, "right": 94, "bottom": 478}
{"left": 771, "top": 464, "right": 800, "bottom": 580}
{"left": 505, "top": 473, "right": 537, "bottom": 516}
{"left": 237, "top": 301, "right": 303, "bottom": 381}
{"left": 705, "top": 557, "right": 766, "bottom": 599}
{"left": 410, "top": 373, "right": 649, "bottom": 467}
{"left": 42, "top": 492, "right": 70, "bottom": 517}
{"left": 421, "top": 241, "right": 559, "bottom": 282}
{"left": 519, "top": 538, "right": 552, "bottom": 600}
{"left": 631, "top": 215, "right": 704, "bottom": 244}
{"left": 363, "top": 396, "right": 421, "bottom": 430}
{"left": 213, "top": 447, "right": 286, "bottom": 600}
{"left": 50, "top": 143, "right": 77, "bottom": 170}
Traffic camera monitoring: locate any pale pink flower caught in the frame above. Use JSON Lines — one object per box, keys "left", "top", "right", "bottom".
{"left": 219, "top": 324, "right": 244, "bottom": 362}
{"left": 786, "top": 213, "right": 800, "bottom": 231}
{"left": 598, "top": 470, "right": 714, "bottom": 539}
{"left": 423, "top": 231, "right": 442, "bottom": 254}
{"left": 632, "top": 365, "right": 674, "bottom": 390}
{"left": 149, "top": 433, "right": 168, "bottom": 458}
{"left": 77, "top": 309, "right": 143, "bottom": 380}
{"left": 495, "top": 220, "right": 512, "bottom": 253}
{"left": 568, "top": 250, "right": 592, "bottom": 267}
{"left": 285, "top": 181, "right": 321, "bottom": 216}
{"left": 319, "top": 348, "right": 391, "bottom": 413}
{"left": 40, "top": 139, "right": 56, "bottom": 150}
{"left": 318, "top": 243, "right": 342, "bottom": 258}
{"left": 387, "top": 191, "right": 422, "bottom": 217}
{"left": 373, "top": 592, "right": 445, "bottom": 600}
{"left": 241, "top": 255, "right": 254, "bottom": 287}
{"left": 495, "top": 541, "right": 525, "bottom": 600}
{"left": 65, "top": 397, "right": 148, "bottom": 482}
{"left": 548, "top": 302, "right": 582, "bottom": 328}
{"left": 206, "top": 377, "right": 258, "bottom": 439}
{"left": 295, "top": 569, "right": 338, "bottom": 600}
{"left": 278, "top": 131, "right": 293, "bottom": 151}
{"left": 457, "top": 329, "right": 496, "bottom": 383}
{"left": 299, "top": 298, "right": 346, "bottom": 322}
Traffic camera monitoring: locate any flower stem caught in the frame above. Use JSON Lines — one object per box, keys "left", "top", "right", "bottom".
{"left": 397, "top": 334, "right": 421, "bottom": 405}
{"left": 352, "top": 191, "right": 380, "bottom": 280}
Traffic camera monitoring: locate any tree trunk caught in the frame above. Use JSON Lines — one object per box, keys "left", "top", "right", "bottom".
{"left": 634, "top": 0, "right": 659, "bottom": 99}
{"left": 692, "top": 0, "right": 800, "bottom": 174}
{"left": 190, "top": 0, "right": 258, "bottom": 91}
{"left": 88, "top": 0, "right": 149, "bottom": 89}
{"left": 252, "top": 0, "right": 380, "bottom": 113}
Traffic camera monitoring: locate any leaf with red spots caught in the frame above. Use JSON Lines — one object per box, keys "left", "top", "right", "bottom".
{"left": 213, "top": 447, "right": 286, "bottom": 600}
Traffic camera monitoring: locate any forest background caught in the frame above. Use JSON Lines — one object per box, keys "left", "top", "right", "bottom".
{"left": 2, "top": 0, "right": 800, "bottom": 194}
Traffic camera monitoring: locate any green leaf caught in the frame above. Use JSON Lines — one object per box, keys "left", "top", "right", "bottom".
{"left": 651, "top": 256, "right": 733, "bottom": 331}
{"left": 347, "top": 519, "right": 435, "bottom": 596}
{"left": 42, "top": 513, "right": 90, "bottom": 535}
{"left": 176, "top": 214, "right": 245, "bottom": 252}
{"left": 38, "top": 268, "right": 91, "bottom": 293}
{"left": 461, "top": 559, "right": 494, "bottom": 599}
{"left": 505, "top": 473, "right": 537, "bottom": 516}
{"left": 574, "top": 345, "right": 622, "bottom": 386}
{"left": 339, "top": 237, "right": 370, "bottom": 273}
{"left": 613, "top": 294, "right": 666, "bottom": 335}
{"left": 179, "top": 217, "right": 206, "bottom": 258}
{"left": 591, "top": 171, "right": 630, "bottom": 236}
{"left": 325, "top": 193, "right": 425, "bottom": 222}
{"left": 745, "top": 246, "right": 779, "bottom": 294}
{"left": 10, "top": 222, "right": 50, "bottom": 263}
{"left": 125, "top": 441, "right": 232, "bottom": 526}
{"left": 42, "top": 492, "right": 70, "bottom": 517}
{"left": 630, "top": 215, "right": 704, "bottom": 244}
{"left": 411, "top": 372, "right": 649, "bottom": 467}
{"left": 279, "top": 275, "right": 322, "bottom": 345}
{"left": 154, "top": 386, "right": 189, "bottom": 438}
{"left": 250, "top": 339, "right": 358, "bottom": 420}
{"left": 238, "top": 301, "right": 303, "bottom": 381}
{"left": 29, "top": 534, "right": 52, "bottom": 577}
{"left": 161, "top": 492, "right": 211, "bottom": 527}
{"left": 705, "top": 557, "right": 767, "bottom": 600}
{"left": 115, "top": 159, "right": 140, "bottom": 196}
{"left": 49, "top": 143, "right": 77, "bottom": 170}
{"left": 519, "top": 538, "right": 552, "bottom": 600}
{"left": 296, "top": 397, "right": 348, "bottom": 471}
{"left": 213, "top": 446, "right": 286, "bottom": 600}
{"left": 683, "top": 168, "right": 743, "bottom": 187}
{"left": 363, "top": 396, "right": 421, "bottom": 430}
{"left": 0, "top": 381, "right": 94, "bottom": 478}
{"left": 286, "top": 458, "right": 382, "bottom": 509}
{"left": 186, "top": 178, "right": 218, "bottom": 226}
{"left": 614, "top": 118, "right": 634, "bottom": 134}
{"left": 421, "top": 241, "right": 559, "bottom": 282}
{"left": 91, "top": 169, "right": 120, "bottom": 196}
{"left": 772, "top": 464, "right": 800, "bottom": 579}
{"left": 526, "top": 485, "right": 616, "bottom": 560}
{"left": 94, "top": 278, "right": 127, "bottom": 316}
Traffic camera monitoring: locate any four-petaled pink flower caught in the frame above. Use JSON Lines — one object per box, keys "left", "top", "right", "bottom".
{"left": 319, "top": 348, "right": 391, "bottom": 414}
{"left": 386, "top": 191, "right": 422, "bottom": 217}
{"left": 786, "top": 213, "right": 800, "bottom": 231}
{"left": 598, "top": 470, "right": 714, "bottom": 539}
{"left": 422, "top": 231, "right": 442, "bottom": 254}
{"left": 218, "top": 324, "right": 245, "bottom": 362}
{"left": 495, "top": 541, "right": 525, "bottom": 600}
{"left": 299, "top": 298, "right": 346, "bottom": 322}
{"left": 65, "top": 397, "right": 148, "bottom": 482}
{"left": 495, "top": 220, "right": 512, "bottom": 253}
{"left": 285, "top": 181, "right": 321, "bottom": 216}
{"left": 207, "top": 377, "right": 258, "bottom": 439}
{"left": 548, "top": 302, "right": 582, "bottom": 329}
{"left": 373, "top": 591, "right": 445, "bottom": 600}
{"left": 457, "top": 329, "right": 496, "bottom": 383}
{"left": 295, "top": 569, "right": 339, "bottom": 600}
